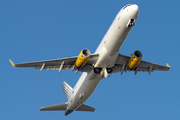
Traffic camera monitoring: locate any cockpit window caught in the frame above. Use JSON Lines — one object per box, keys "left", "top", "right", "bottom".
{"left": 123, "top": 4, "right": 132, "bottom": 10}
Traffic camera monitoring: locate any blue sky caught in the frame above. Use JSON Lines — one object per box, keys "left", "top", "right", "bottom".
{"left": 1, "top": 0, "right": 179, "bottom": 120}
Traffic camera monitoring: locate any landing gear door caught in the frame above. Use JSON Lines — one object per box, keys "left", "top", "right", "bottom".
{"left": 126, "top": 19, "right": 135, "bottom": 28}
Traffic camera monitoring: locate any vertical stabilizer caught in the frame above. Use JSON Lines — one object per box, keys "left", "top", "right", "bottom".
{"left": 62, "top": 81, "right": 73, "bottom": 102}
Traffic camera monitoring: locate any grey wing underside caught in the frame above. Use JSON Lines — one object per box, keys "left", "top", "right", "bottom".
{"left": 12, "top": 53, "right": 170, "bottom": 74}
{"left": 13, "top": 54, "right": 99, "bottom": 73}
{"left": 112, "top": 54, "right": 170, "bottom": 74}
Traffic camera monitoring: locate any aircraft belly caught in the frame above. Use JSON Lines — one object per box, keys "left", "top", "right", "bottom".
{"left": 79, "top": 77, "right": 101, "bottom": 104}
{"left": 69, "top": 72, "right": 102, "bottom": 111}
{"left": 105, "top": 22, "right": 132, "bottom": 56}
{"left": 94, "top": 47, "right": 119, "bottom": 68}
{"left": 70, "top": 13, "right": 135, "bottom": 110}
{"left": 94, "top": 47, "right": 113, "bottom": 68}
{"left": 78, "top": 72, "right": 102, "bottom": 100}
{"left": 66, "top": 5, "right": 140, "bottom": 115}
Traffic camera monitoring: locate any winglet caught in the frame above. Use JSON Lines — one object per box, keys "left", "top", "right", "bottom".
{"left": 166, "top": 63, "right": 170, "bottom": 68}
{"left": 9, "top": 59, "right": 15, "bottom": 67}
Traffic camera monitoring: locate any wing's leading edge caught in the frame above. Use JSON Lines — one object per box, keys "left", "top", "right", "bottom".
{"left": 9, "top": 54, "right": 99, "bottom": 73}
{"left": 112, "top": 54, "right": 170, "bottom": 74}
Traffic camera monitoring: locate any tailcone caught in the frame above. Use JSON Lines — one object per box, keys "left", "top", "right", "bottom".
{"left": 65, "top": 110, "right": 73, "bottom": 116}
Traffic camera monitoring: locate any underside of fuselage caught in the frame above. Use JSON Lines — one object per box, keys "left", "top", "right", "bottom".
{"left": 65, "top": 4, "right": 139, "bottom": 116}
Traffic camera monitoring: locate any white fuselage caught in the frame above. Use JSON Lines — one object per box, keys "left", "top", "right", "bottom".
{"left": 66, "top": 4, "right": 139, "bottom": 113}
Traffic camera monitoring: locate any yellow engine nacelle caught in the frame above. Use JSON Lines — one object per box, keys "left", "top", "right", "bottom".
{"left": 75, "top": 49, "right": 90, "bottom": 68}
{"left": 128, "top": 50, "right": 142, "bottom": 69}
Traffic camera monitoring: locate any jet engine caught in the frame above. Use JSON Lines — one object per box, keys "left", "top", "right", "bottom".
{"left": 75, "top": 49, "right": 90, "bottom": 68}
{"left": 128, "top": 50, "right": 142, "bottom": 69}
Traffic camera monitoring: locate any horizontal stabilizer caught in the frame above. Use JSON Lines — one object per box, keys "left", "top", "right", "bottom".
{"left": 40, "top": 103, "right": 68, "bottom": 111}
{"left": 76, "top": 104, "right": 95, "bottom": 112}
{"left": 40, "top": 103, "right": 95, "bottom": 112}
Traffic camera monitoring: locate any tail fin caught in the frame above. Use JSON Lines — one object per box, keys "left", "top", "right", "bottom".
{"left": 62, "top": 81, "right": 73, "bottom": 102}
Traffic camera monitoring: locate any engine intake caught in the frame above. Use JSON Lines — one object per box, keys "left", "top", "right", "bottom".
{"left": 75, "top": 49, "right": 90, "bottom": 68}
{"left": 128, "top": 50, "right": 142, "bottom": 69}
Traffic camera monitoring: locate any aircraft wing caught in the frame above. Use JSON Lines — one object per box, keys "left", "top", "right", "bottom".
{"left": 112, "top": 54, "right": 170, "bottom": 74}
{"left": 9, "top": 54, "right": 99, "bottom": 73}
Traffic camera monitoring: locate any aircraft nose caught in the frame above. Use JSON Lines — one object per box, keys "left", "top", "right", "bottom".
{"left": 132, "top": 4, "right": 139, "bottom": 14}
{"left": 131, "top": 4, "right": 139, "bottom": 19}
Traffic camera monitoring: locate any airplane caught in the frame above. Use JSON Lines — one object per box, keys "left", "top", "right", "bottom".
{"left": 9, "top": 4, "right": 170, "bottom": 116}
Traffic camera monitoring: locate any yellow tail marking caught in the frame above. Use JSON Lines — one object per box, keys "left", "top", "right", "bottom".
{"left": 166, "top": 63, "right": 170, "bottom": 68}
{"left": 9, "top": 59, "right": 15, "bottom": 67}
